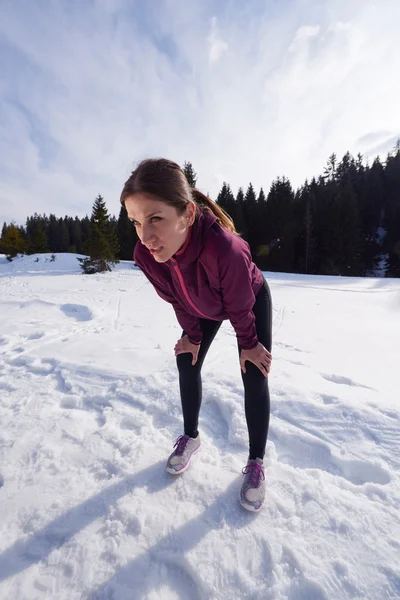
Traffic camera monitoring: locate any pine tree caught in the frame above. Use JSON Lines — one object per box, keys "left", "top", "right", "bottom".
{"left": 253, "top": 188, "right": 270, "bottom": 263}
{"left": 383, "top": 144, "right": 400, "bottom": 277}
{"left": 262, "top": 177, "right": 296, "bottom": 272}
{"left": 0, "top": 222, "right": 8, "bottom": 254}
{"left": 360, "top": 158, "right": 384, "bottom": 275}
{"left": 183, "top": 161, "right": 197, "bottom": 187}
{"left": 117, "top": 205, "right": 137, "bottom": 260}
{"left": 0, "top": 223, "right": 25, "bottom": 260}
{"left": 63, "top": 217, "right": 78, "bottom": 253}
{"left": 31, "top": 222, "right": 49, "bottom": 253}
{"left": 324, "top": 153, "right": 337, "bottom": 181}
{"left": 335, "top": 152, "right": 364, "bottom": 275}
{"left": 217, "top": 182, "right": 236, "bottom": 224}
{"left": 70, "top": 217, "right": 83, "bottom": 253}
{"left": 58, "top": 218, "right": 70, "bottom": 252}
{"left": 316, "top": 177, "right": 341, "bottom": 274}
{"left": 245, "top": 183, "right": 257, "bottom": 205}
{"left": 336, "top": 151, "right": 358, "bottom": 188}
{"left": 25, "top": 215, "right": 37, "bottom": 254}
{"left": 48, "top": 215, "right": 60, "bottom": 252}
{"left": 80, "top": 216, "right": 91, "bottom": 251}
{"left": 293, "top": 182, "right": 317, "bottom": 274}
{"left": 304, "top": 194, "right": 315, "bottom": 274}
{"left": 235, "top": 187, "right": 246, "bottom": 239}
{"left": 257, "top": 188, "right": 266, "bottom": 204}
{"left": 335, "top": 184, "right": 362, "bottom": 275}
{"left": 243, "top": 183, "right": 258, "bottom": 254}
{"left": 78, "top": 195, "right": 120, "bottom": 274}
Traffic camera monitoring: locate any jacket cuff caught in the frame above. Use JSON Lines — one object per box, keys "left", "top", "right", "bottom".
{"left": 239, "top": 338, "right": 259, "bottom": 351}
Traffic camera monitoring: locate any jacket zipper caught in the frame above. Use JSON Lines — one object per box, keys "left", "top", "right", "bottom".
{"left": 171, "top": 260, "right": 212, "bottom": 319}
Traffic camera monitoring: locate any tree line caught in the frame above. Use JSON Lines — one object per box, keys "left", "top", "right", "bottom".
{"left": 1, "top": 149, "right": 399, "bottom": 277}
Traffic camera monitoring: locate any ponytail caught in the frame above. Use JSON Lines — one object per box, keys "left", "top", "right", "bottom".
{"left": 191, "top": 188, "right": 239, "bottom": 236}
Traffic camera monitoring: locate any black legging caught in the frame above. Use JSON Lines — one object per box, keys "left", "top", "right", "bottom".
{"left": 176, "top": 274, "right": 272, "bottom": 460}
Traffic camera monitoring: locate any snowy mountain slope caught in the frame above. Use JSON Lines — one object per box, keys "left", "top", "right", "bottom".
{"left": 0, "top": 253, "right": 399, "bottom": 599}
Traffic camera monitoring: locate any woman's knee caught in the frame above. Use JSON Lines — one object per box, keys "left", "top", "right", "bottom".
{"left": 241, "top": 360, "right": 268, "bottom": 384}
{"left": 176, "top": 353, "right": 201, "bottom": 373}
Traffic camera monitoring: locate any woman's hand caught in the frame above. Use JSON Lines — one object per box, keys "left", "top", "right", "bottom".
{"left": 240, "top": 342, "right": 272, "bottom": 378}
{"left": 174, "top": 335, "right": 201, "bottom": 366}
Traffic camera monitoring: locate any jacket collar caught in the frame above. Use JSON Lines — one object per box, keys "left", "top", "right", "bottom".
{"left": 168, "top": 209, "right": 217, "bottom": 268}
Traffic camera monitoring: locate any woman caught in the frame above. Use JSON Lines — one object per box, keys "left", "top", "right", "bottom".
{"left": 121, "top": 158, "right": 273, "bottom": 512}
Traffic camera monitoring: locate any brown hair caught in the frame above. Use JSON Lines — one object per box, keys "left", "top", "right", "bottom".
{"left": 120, "top": 158, "right": 239, "bottom": 235}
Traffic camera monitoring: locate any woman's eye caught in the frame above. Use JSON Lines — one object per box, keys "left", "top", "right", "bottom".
{"left": 130, "top": 217, "right": 162, "bottom": 225}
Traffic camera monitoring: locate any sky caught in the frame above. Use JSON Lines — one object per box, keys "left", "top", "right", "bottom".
{"left": 1, "top": 0, "right": 400, "bottom": 225}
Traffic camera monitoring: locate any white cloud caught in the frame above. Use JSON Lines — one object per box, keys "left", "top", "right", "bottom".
{"left": 288, "top": 24, "right": 321, "bottom": 52}
{"left": 207, "top": 16, "right": 228, "bottom": 64}
{"left": 0, "top": 0, "right": 399, "bottom": 225}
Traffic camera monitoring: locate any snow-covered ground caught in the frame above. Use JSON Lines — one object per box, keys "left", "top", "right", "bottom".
{"left": 0, "top": 253, "right": 399, "bottom": 600}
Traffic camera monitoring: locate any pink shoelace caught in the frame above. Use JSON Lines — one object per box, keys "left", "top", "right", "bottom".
{"left": 174, "top": 435, "right": 190, "bottom": 456}
{"left": 242, "top": 461, "right": 265, "bottom": 487}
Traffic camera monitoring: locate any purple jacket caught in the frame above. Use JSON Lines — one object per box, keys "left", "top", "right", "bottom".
{"left": 133, "top": 210, "right": 264, "bottom": 350}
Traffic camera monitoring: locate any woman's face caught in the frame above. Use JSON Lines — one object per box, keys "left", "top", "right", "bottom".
{"left": 125, "top": 193, "right": 195, "bottom": 263}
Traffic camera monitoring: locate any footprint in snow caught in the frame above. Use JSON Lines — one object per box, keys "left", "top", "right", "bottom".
{"left": 0, "top": 381, "right": 17, "bottom": 392}
{"left": 282, "top": 547, "right": 329, "bottom": 600}
{"left": 275, "top": 341, "right": 305, "bottom": 353}
{"left": 60, "top": 303, "right": 93, "bottom": 322}
{"left": 25, "top": 332, "right": 45, "bottom": 340}
{"left": 287, "top": 579, "right": 328, "bottom": 600}
{"left": 120, "top": 416, "right": 140, "bottom": 432}
{"left": 60, "top": 396, "right": 80, "bottom": 409}
{"left": 11, "top": 346, "right": 24, "bottom": 353}
{"left": 377, "top": 408, "right": 399, "bottom": 421}
{"left": 321, "top": 373, "right": 374, "bottom": 390}
{"left": 141, "top": 554, "right": 205, "bottom": 600}
{"left": 270, "top": 429, "right": 391, "bottom": 486}
{"left": 319, "top": 394, "right": 338, "bottom": 405}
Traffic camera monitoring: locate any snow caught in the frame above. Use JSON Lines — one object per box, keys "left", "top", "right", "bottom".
{"left": 0, "top": 253, "right": 399, "bottom": 600}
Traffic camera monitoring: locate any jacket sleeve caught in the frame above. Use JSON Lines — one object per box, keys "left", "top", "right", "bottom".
{"left": 218, "top": 241, "right": 259, "bottom": 350}
{"left": 134, "top": 245, "right": 202, "bottom": 345}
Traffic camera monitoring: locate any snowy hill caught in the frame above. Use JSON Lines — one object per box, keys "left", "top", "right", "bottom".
{"left": 0, "top": 253, "right": 399, "bottom": 599}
